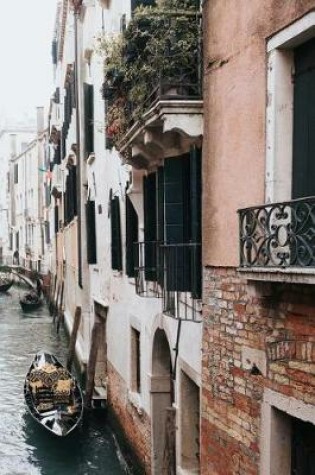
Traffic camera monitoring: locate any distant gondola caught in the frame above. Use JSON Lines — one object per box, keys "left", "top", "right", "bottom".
{"left": 19, "top": 292, "right": 43, "bottom": 312}
{"left": 0, "top": 280, "right": 13, "bottom": 292}
{"left": 24, "top": 352, "right": 83, "bottom": 437}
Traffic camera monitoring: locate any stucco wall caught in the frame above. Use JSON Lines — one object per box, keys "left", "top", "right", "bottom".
{"left": 202, "top": 0, "right": 315, "bottom": 267}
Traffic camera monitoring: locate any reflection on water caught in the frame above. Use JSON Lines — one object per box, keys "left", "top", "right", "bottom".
{"left": 0, "top": 288, "right": 128, "bottom": 475}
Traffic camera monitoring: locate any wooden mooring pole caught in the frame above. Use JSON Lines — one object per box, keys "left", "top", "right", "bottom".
{"left": 85, "top": 320, "right": 101, "bottom": 407}
{"left": 56, "top": 280, "right": 64, "bottom": 334}
{"left": 67, "top": 306, "right": 82, "bottom": 371}
{"left": 53, "top": 283, "right": 60, "bottom": 324}
{"left": 49, "top": 274, "right": 57, "bottom": 315}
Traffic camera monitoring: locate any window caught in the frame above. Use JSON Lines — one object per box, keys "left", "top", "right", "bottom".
{"left": 266, "top": 11, "right": 315, "bottom": 203}
{"left": 110, "top": 195, "right": 122, "bottom": 271}
{"left": 85, "top": 200, "right": 97, "bottom": 265}
{"left": 64, "top": 165, "right": 77, "bottom": 224}
{"left": 84, "top": 83, "right": 94, "bottom": 158}
{"left": 125, "top": 193, "right": 138, "bottom": 277}
{"left": 14, "top": 164, "right": 18, "bottom": 184}
{"left": 131, "top": 328, "right": 141, "bottom": 393}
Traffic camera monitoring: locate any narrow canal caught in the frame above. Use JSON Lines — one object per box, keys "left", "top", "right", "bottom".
{"left": 0, "top": 287, "right": 129, "bottom": 475}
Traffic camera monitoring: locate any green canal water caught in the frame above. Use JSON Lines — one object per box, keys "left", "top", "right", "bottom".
{"left": 0, "top": 287, "right": 130, "bottom": 475}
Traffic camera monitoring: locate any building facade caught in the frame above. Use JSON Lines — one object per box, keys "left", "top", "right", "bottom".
{"left": 8, "top": 109, "right": 50, "bottom": 273}
{"left": 50, "top": 0, "right": 203, "bottom": 473}
{"left": 0, "top": 124, "right": 36, "bottom": 262}
{"left": 202, "top": 1, "right": 315, "bottom": 474}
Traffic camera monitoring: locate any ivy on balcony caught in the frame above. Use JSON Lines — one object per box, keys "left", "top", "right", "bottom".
{"left": 95, "top": 0, "right": 202, "bottom": 150}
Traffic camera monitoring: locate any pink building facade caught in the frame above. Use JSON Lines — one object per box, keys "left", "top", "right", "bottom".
{"left": 202, "top": 1, "right": 315, "bottom": 473}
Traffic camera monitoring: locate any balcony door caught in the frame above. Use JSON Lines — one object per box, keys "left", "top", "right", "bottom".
{"left": 291, "top": 38, "right": 315, "bottom": 266}
{"left": 292, "top": 38, "right": 315, "bottom": 199}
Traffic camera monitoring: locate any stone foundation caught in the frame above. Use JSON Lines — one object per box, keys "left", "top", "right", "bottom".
{"left": 107, "top": 361, "right": 151, "bottom": 473}
{"left": 201, "top": 266, "right": 315, "bottom": 474}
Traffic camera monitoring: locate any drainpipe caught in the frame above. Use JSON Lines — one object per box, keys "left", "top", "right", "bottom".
{"left": 172, "top": 318, "right": 182, "bottom": 402}
{"left": 72, "top": 0, "right": 83, "bottom": 288}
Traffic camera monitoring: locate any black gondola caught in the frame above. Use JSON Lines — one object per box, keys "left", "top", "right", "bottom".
{"left": 19, "top": 292, "right": 43, "bottom": 312}
{"left": 24, "top": 352, "right": 83, "bottom": 436}
{"left": 0, "top": 279, "right": 13, "bottom": 292}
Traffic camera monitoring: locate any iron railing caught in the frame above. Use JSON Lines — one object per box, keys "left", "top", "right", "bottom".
{"left": 161, "top": 242, "right": 202, "bottom": 321}
{"left": 133, "top": 241, "right": 202, "bottom": 320}
{"left": 238, "top": 197, "right": 315, "bottom": 268}
{"left": 134, "top": 241, "right": 162, "bottom": 298}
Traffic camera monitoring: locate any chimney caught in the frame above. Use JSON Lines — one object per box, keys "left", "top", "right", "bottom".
{"left": 37, "top": 106, "right": 45, "bottom": 135}
{"left": 10, "top": 134, "right": 17, "bottom": 158}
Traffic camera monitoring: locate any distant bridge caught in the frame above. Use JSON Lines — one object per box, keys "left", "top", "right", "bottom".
{"left": 0, "top": 264, "right": 36, "bottom": 289}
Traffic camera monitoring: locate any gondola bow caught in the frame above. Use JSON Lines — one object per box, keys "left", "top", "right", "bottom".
{"left": 24, "top": 352, "right": 83, "bottom": 436}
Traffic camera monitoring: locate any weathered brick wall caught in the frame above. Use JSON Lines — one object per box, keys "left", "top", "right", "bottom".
{"left": 107, "top": 362, "right": 151, "bottom": 473}
{"left": 201, "top": 266, "right": 315, "bottom": 475}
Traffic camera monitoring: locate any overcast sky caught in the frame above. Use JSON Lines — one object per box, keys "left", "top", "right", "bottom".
{"left": 0, "top": 0, "right": 58, "bottom": 125}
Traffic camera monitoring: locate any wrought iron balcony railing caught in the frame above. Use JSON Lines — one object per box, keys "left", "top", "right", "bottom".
{"left": 161, "top": 242, "right": 202, "bottom": 321}
{"left": 238, "top": 197, "right": 315, "bottom": 268}
{"left": 134, "top": 241, "right": 162, "bottom": 298}
{"left": 133, "top": 241, "right": 202, "bottom": 321}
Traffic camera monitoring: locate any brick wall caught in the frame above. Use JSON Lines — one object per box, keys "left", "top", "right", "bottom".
{"left": 201, "top": 266, "right": 315, "bottom": 474}
{"left": 107, "top": 361, "right": 151, "bottom": 473}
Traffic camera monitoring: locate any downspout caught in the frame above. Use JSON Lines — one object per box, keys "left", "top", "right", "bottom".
{"left": 172, "top": 318, "right": 182, "bottom": 402}
{"left": 73, "top": 1, "right": 83, "bottom": 288}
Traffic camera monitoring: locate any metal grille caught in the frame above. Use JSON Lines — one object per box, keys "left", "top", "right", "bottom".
{"left": 238, "top": 197, "right": 315, "bottom": 268}
{"left": 134, "top": 241, "right": 162, "bottom": 298}
{"left": 160, "top": 242, "right": 202, "bottom": 321}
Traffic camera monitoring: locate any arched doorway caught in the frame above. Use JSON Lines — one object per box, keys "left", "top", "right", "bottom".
{"left": 151, "top": 329, "right": 175, "bottom": 474}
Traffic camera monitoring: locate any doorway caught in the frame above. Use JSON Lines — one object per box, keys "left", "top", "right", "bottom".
{"left": 151, "top": 329, "right": 174, "bottom": 474}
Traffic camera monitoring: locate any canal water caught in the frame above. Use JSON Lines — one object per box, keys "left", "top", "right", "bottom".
{"left": 0, "top": 287, "right": 129, "bottom": 475}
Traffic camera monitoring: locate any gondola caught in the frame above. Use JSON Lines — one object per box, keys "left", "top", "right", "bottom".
{"left": 0, "top": 279, "right": 13, "bottom": 292}
{"left": 24, "top": 352, "right": 83, "bottom": 437}
{"left": 19, "top": 292, "right": 43, "bottom": 312}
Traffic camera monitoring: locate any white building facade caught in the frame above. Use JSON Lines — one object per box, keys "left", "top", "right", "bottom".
{"left": 9, "top": 109, "right": 50, "bottom": 274}
{"left": 0, "top": 125, "right": 36, "bottom": 262}
{"left": 51, "top": 1, "right": 203, "bottom": 473}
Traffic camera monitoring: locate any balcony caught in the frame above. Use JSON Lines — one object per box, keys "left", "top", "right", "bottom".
{"left": 134, "top": 241, "right": 202, "bottom": 321}
{"left": 238, "top": 197, "right": 315, "bottom": 284}
{"left": 161, "top": 243, "right": 202, "bottom": 321}
{"left": 100, "top": 2, "right": 203, "bottom": 166}
{"left": 134, "top": 241, "right": 162, "bottom": 298}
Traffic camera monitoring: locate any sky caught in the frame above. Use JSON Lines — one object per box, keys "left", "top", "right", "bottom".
{"left": 0, "top": 0, "right": 58, "bottom": 126}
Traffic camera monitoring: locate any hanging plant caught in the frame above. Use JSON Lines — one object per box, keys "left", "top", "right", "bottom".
{"left": 96, "top": 0, "right": 201, "bottom": 150}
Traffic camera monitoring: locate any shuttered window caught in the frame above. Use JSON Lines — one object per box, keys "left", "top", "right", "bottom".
{"left": 14, "top": 164, "right": 18, "bottom": 184}
{"left": 111, "top": 196, "right": 122, "bottom": 271}
{"left": 54, "top": 205, "right": 59, "bottom": 234}
{"left": 45, "top": 221, "right": 51, "bottom": 244}
{"left": 143, "top": 172, "right": 157, "bottom": 280}
{"left": 164, "top": 147, "right": 201, "bottom": 295}
{"left": 126, "top": 194, "right": 138, "bottom": 277}
{"left": 86, "top": 200, "right": 97, "bottom": 264}
{"left": 54, "top": 141, "right": 61, "bottom": 165}
{"left": 84, "top": 83, "right": 94, "bottom": 159}
{"left": 64, "top": 166, "right": 77, "bottom": 225}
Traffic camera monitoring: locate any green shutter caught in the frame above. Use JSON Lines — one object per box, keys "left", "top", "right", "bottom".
{"left": 143, "top": 173, "right": 157, "bottom": 280}
{"left": 86, "top": 200, "right": 97, "bottom": 264}
{"left": 111, "top": 196, "right": 122, "bottom": 271}
{"left": 164, "top": 155, "right": 190, "bottom": 244}
{"left": 126, "top": 194, "right": 138, "bottom": 277}
{"left": 84, "top": 83, "right": 94, "bottom": 158}
{"left": 54, "top": 205, "right": 59, "bottom": 234}
{"left": 164, "top": 155, "right": 190, "bottom": 291}
{"left": 190, "top": 146, "right": 202, "bottom": 298}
